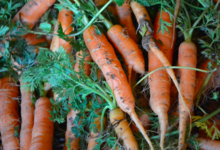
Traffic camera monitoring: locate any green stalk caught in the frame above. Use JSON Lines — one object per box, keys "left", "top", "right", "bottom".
{"left": 39, "top": 82, "right": 47, "bottom": 97}
{"left": 195, "top": 72, "right": 213, "bottom": 106}
{"left": 98, "top": 14, "right": 113, "bottom": 30}
{"left": 67, "top": 0, "right": 114, "bottom": 36}
{"left": 133, "top": 66, "right": 216, "bottom": 88}
{"left": 101, "top": 105, "right": 110, "bottom": 132}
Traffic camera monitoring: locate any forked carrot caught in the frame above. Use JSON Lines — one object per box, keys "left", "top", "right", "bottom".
{"left": 83, "top": 26, "right": 154, "bottom": 149}
{"left": 115, "top": 0, "right": 138, "bottom": 43}
{"left": 30, "top": 97, "right": 54, "bottom": 150}
{"left": 110, "top": 108, "right": 138, "bottom": 149}
{"left": 13, "top": 0, "right": 56, "bottom": 28}
{"left": 0, "top": 77, "right": 20, "bottom": 150}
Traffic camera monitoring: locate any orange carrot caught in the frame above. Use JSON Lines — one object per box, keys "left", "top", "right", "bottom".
{"left": 148, "top": 10, "right": 175, "bottom": 149}
{"left": 74, "top": 50, "right": 92, "bottom": 76}
{"left": 30, "top": 97, "right": 54, "bottom": 150}
{"left": 20, "top": 79, "right": 35, "bottom": 150}
{"left": 94, "top": 0, "right": 108, "bottom": 6}
{"left": 107, "top": 25, "right": 145, "bottom": 83}
{"left": 83, "top": 26, "right": 153, "bottom": 149}
{"left": 196, "top": 138, "right": 220, "bottom": 150}
{"left": 58, "top": 9, "right": 73, "bottom": 54}
{"left": 87, "top": 115, "right": 106, "bottom": 150}
{"left": 115, "top": 0, "right": 138, "bottom": 43}
{"left": 13, "top": 0, "right": 56, "bottom": 28}
{"left": 131, "top": 112, "right": 150, "bottom": 133}
{"left": 64, "top": 110, "right": 80, "bottom": 150}
{"left": 178, "top": 41, "right": 197, "bottom": 149}
{"left": 194, "top": 60, "right": 214, "bottom": 99}
{"left": 0, "top": 77, "right": 20, "bottom": 150}
{"left": 110, "top": 108, "right": 138, "bottom": 150}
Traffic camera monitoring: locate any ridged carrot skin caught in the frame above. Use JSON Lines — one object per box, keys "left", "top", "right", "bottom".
{"left": 13, "top": 0, "right": 56, "bottom": 28}
{"left": 107, "top": 25, "right": 145, "bottom": 75}
{"left": 178, "top": 41, "right": 197, "bottom": 149}
{"left": 115, "top": 0, "right": 138, "bottom": 43}
{"left": 20, "top": 79, "right": 35, "bottom": 150}
{"left": 196, "top": 138, "right": 220, "bottom": 150}
{"left": 148, "top": 10, "right": 175, "bottom": 149}
{"left": 30, "top": 97, "right": 54, "bottom": 150}
{"left": 110, "top": 108, "right": 138, "bottom": 150}
{"left": 83, "top": 26, "right": 153, "bottom": 149}
{"left": 0, "top": 77, "right": 20, "bottom": 150}
{"left": 58, "top": 9, "right": 73, "bottom": 54}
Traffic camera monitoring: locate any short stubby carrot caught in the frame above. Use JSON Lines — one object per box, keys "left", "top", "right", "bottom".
{"left": 178, "top": 41, "right": 197, "bottom": 149}
{"left": 13, "top": 0, "right": 56, "bottom": 28}
{"left": 115, "top": 0, "right": 138, "bottom": 43}
{"left": 83, "top": 26, "right": 154, "bottom": 149}
{"left": 148, "top": 10, "right": 175, "bottom": 149}
{"left": 20, "top": 78, "right": 35, "bottom": 150}
{"left": 58, "top": 9, "right": 73, "bottom": 54}
{"left": 30, "top": 97, "right": 54, "bottom": 150}
{"left": 107, "top": 25, "right": 145, "bottom": 76}
{"left": 110, "top": 108, "right": 138, "bottom": 150}
{"left": 64, "top": 110, "right": 80, "bottom": 150}
{"left": 0, "top": 77, "right": 20, "bottom": 150}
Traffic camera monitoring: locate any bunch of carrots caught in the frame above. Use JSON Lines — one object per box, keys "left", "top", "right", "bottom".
{"left": 0, "top": 0, "right": 219, "bottom": 150}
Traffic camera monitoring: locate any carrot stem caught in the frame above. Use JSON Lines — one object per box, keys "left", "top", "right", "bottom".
{"left": 98, "top": 14, "right": 113, "bottom": 29}
{"left": 101, "top": 105, "right": 109, "bottom": 132}
{"left": 134, "top": 66, "right": 216, "bottom": 88}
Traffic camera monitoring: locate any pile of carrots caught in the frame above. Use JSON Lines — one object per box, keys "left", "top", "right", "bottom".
{"left": 0, "top": 0, "right": 219, "bottom": 150}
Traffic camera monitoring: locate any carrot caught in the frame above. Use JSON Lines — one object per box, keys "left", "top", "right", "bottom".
{"left": 208, "top": 65, "right": 220, "bottom": 89}
{"left": 64, "top": 50, "right": 91, "bottom": 149}
{"left": 110, "top": 108, "right": 138, "bottom": 150}
{"left": 20, "top": 79, "right": 35, "bottom": 150}
{"left": 115, "top": 0, "right": 138, "bottom": 43}
{"left": 87, "top": 115, "right": 106, "bottom": 150}
{"left": 30, "top": 97, "right": 54, "bottom": 150}
{"left": 23, "top": 33, "right": 47, "bottom": 46}
{"left": 13, "top": 0, "right": 56, "bottom": 28}
{"left": 194, "top": 60, "right": 214, "bottom": 99}
{"left": 58, "top": 9, "right": 73, "bottom": 54}
{"left": 74, "top": 50, "right": 92, "bottom": 76}
{"left": 64, "top": 110, "right": 80, "bottom": 150}
{"left": 131, "top": 112, "right": 150, "bottom": 133}
{"left": 130, "top": 2, "right": 183, "bottom": 134}
{"left": 94, "top": 0, "right": 108, "bottom": 6}
{"left": 147, "top": 10, "right": 175, "bottom": 149}
{"left": 0, "top": 77, "right": 20, "bottom": 150}
{"left": 83, "top": 26, "right": 154, "bottom": 149}
{"left": 178, "top": 41, "right": 197, "bottom": 149}
{"left": 107, "top": 24, "right": 145, "bottom": 83}
{"left": 196, "top": 138, "right": 220, "bottom": 150}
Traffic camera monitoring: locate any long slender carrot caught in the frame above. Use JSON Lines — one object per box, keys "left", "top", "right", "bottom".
{"left": 115, "top": 0, "right": 138, "bottom": 43}
{"left": 131, "top": 112, "right": 150, "bottom": 133}
{"left": 30, "top": 97, "right": 54, "bottom": 150}
{"left": 13, "top": 0, "right": 56, "bottom": 28}
{"left": 178, "top": 41, "right": 197, "bottom": 149}
{"left": 64, "top": 110, "right": 80, "bottom": 150}
{"left": 83, "top": 26, "right": 154, "bottom": 149}
{"left": 110, "top": 108, "right": 138, "bottom": 150}
{"left": 148, "top": 10, "right": 175, "bottom": 150}
{"left": 0, "top": 77, "right": 20, "bottom": 150}
{"left": 20, "top": 78, "right": 35, "bottom": 150}
{"left": 58, "top": 9, "right": 73, "bottom": 54}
